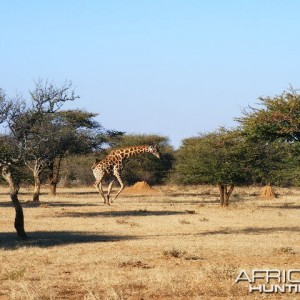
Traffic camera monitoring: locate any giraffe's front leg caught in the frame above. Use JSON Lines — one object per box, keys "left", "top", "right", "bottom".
{"left": 94, "top": 180, "right": 108, "bottom": 204}
{"left": 106, "top": 179, "right": 115, "bottom": 205}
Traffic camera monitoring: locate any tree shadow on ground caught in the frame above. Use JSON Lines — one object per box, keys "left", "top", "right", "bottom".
{"left": 0, "top": 201, "right": 14, "bottom": 208}
{"left": 259, "top": 205, "right": 300, "bottom": 210}
{"left": 42, "top": 201, "right": 99, "bottom": 208}
{"left": 0, "top": 201, "right": 99, "bottom": 208}
{"left": 145, "top": 226, "right": 300, "bottom": 239}
{"left": 57, "top": 191, "right": 98, "bottom": 195}
{"left": 160, "top": 199, "right": 219, "bottom": 205}
{"left": 62, "top": 210, "right": 188, "bottom": 218}
{"left": 0, "top": 191, "right": 49, "bottom": 196}
{"left": 198, "top": 226, "right": 300, "bottom": 236}
{"left": 0, "top": 231, "right": 138, "bottom": 250}
{"left": 165, "top": 192, "right": 219, "bottom": 197}
{"left": 0, "top": 191, "right": 98, "bottom": 196}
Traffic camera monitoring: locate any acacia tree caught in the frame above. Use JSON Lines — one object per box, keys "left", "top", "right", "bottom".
{"left": 237, "top": 87, "right": 300, "bottom": 195}
{"left": 237, "top": 87, "right": 300, "bottom": 142}
{"left": 2, "top": 80, "right": 78, "bottom": 200}
{"left": 174, "top": 128, "right": 250, "bottom": 206}
{"left": 237, "top": 87, "right": 300, "bottom": 141}
{"left": 242, "top": 139, "right": 294, "bottom": 187}
{"left": 0, "top": 81, "right": 79, "bottom": 235}
{"left": 18, "top": 108, "right": 122, "bottom": 198}
{"left": 46, "top": 109, "right": 106, "bottom": 196}
{"left": 5, "top": 80, "right": 78, "bottom": 202}
{"left": 22, "top": 113, "right": 72, "bottom": 201}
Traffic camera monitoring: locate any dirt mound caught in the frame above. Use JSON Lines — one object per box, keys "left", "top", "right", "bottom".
{"left": 123, "top": 181, "right": 159, "bottom": 195}
{"left": 261, "top": 185, "right": 277, "bottom": 199}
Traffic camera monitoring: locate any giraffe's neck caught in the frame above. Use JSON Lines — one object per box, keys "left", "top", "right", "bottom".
{"left": 112, "top": 145, "right": 149, "bottom": 160}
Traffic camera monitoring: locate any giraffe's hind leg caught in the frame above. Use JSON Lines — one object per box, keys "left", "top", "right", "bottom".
{"left": 93, "top": 172, "right": 108, "bottom": 204}
{"left": 111, "top": 170, "right": 125, "bottom": 203}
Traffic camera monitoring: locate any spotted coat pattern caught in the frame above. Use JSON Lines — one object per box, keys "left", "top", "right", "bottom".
{"left": 92, "top": 145, "right": 160, "bottom": 205}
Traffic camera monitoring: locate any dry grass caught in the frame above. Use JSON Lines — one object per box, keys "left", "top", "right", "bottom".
{"left": 0, "top": 184, "right": 300, "bottom": 299}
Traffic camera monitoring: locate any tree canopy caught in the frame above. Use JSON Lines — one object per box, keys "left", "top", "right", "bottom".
{"left": 236, "top": 87, "right": 300, "bottom": 189}
{"left": 237, "top": 87, "right": 300, "bottom": 142}
{"left": 174, "top": 128, "right": 253, "bottom": 205}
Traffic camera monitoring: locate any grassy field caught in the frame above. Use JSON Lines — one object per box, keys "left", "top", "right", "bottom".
{"left": 0, "top": 184, "right": 300, "bottom": 299}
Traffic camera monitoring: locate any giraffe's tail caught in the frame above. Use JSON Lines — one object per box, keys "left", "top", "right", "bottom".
{"left": 91, "top": 158, "right": 101, "bottom": 169}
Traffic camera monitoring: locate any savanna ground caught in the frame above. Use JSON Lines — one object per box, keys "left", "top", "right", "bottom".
{"left": 0, "top": 184, "right": 300, "bottom": 299}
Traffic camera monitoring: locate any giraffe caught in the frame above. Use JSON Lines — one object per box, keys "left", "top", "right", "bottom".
{"left": 92, "top": 145, "right": 160, "bottom": 205}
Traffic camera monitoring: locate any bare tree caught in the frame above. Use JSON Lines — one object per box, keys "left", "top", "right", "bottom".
{"left": 0, "top": 80, "right": 78, "bottom": 237}
{"left": 0, "top": 89, "right": 26, "bottom": 238}
{"left": 5, "top": 80, "right": 79, "bottom": 202}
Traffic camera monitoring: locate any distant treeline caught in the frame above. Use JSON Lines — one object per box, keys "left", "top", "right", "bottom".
{"left": 2, "top": 80, "right": 300, "bottom": 205}
{"left": 2, "top": 80, "right": 300, "bottom": 237}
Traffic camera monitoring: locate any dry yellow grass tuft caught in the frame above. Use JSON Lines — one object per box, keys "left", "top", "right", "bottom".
{"left": 0, "top": 185, "right": 300, "bottom": 299}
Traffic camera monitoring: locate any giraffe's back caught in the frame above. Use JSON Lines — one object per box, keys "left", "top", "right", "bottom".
{"left": 92, "top": 154, "right": 122, "bottom": 175}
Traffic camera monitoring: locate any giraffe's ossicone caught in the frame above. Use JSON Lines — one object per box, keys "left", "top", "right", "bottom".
{"left": 92, "top": 145, "right": 160, "bottom": 205}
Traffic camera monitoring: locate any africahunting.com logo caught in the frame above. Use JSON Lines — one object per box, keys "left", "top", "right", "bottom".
{"left": 235, "top": 269, "right": 300, "bottom": 293}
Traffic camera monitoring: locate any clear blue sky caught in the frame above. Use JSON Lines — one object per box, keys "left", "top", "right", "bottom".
{"left": 1, "top": 1, "right": 300, "bottom": 148}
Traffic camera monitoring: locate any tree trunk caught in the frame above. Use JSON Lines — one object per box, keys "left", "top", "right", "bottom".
{"left": 218, "top": 183, "right": 225, "bottom": 206}
{"left": 48, "top": 156, "right": 63, "bottom": 196}
{"left": 224, "top": 184, "right": 235, "bottom": 207}
{"left": 33, "top": 170, "right": 41, "bottom": 202}
{"left": 218, "top": 183, "right": 235, "bottom": 207}
{"left": 1, "top": 165, "right": 27, "bottom": 238}
{"left": 49, "top": 182, "right": 57, "bottom": 196}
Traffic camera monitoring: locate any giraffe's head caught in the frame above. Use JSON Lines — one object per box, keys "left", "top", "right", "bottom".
{"left": 147, "top": 144, "right": 160, "bottom": 158}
